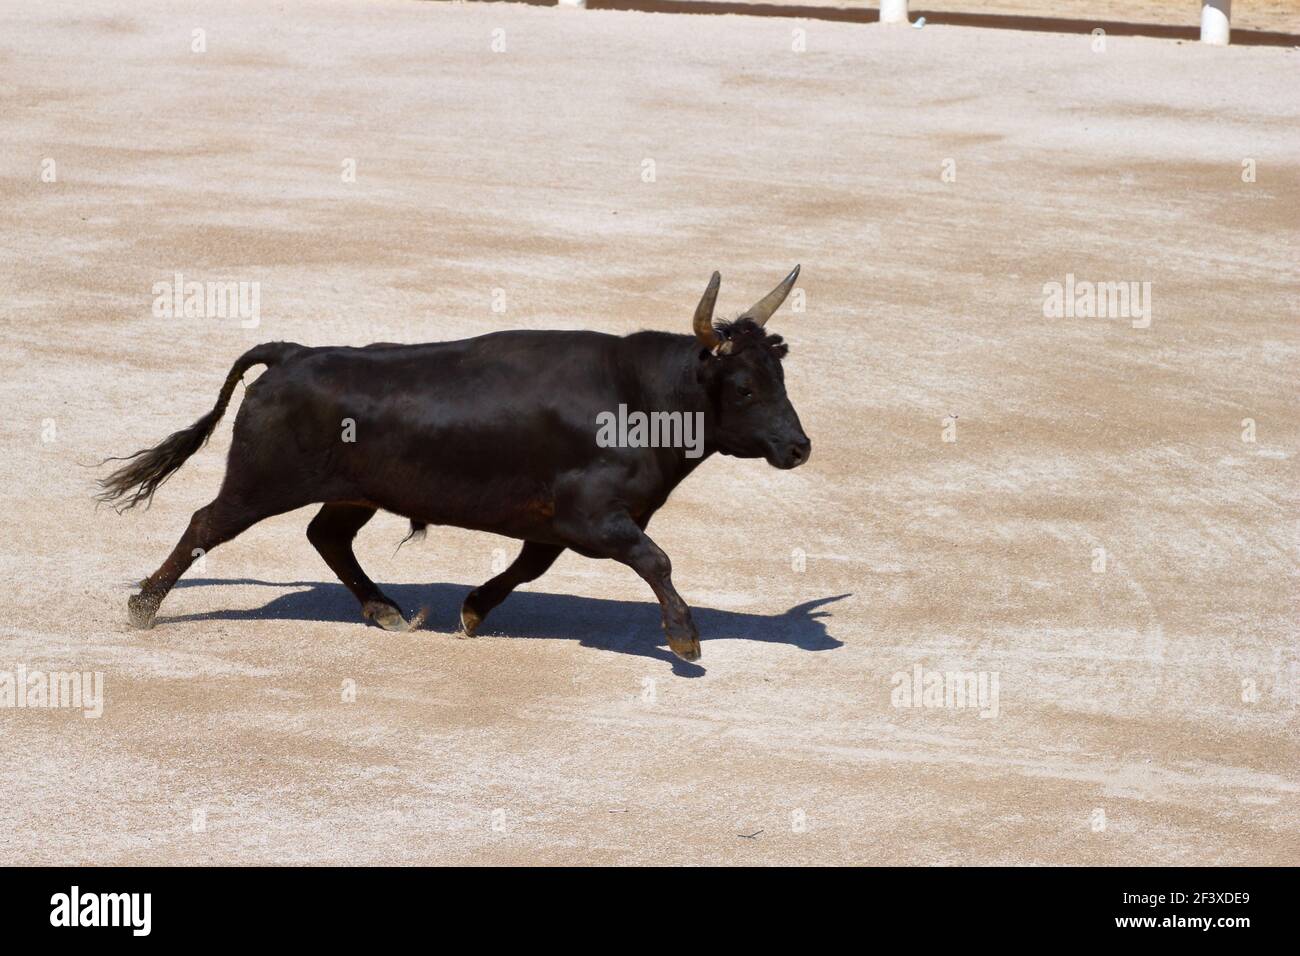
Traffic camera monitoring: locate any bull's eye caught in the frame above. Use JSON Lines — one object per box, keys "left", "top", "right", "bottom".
{"left": 737, "top": 386, "right": 753, "bottom": 399}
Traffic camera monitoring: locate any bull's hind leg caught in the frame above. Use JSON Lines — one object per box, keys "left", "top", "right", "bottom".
{"left": 129, "top": 490, "right": 301, "bottom": 629}
{"left": 460, "top": 541, "right": 564, "bottom": 636}
{"left": 306, "top": 503, "right": 425, "bottom": 632}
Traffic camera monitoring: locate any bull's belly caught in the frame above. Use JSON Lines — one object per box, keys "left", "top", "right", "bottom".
{"left": 363, "top": 471, "right": 565, "bottom": 544}
{"left": 237, "top": 395, "right": 660, "bottom": 541}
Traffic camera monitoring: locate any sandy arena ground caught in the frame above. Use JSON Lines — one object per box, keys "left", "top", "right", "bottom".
{"left": 1, "top": 0, "right": 1297, "bottom": 865}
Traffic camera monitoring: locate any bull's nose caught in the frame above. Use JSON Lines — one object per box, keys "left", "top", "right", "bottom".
{"left": 788, "top": 437, "right": 811, "bottom": 467}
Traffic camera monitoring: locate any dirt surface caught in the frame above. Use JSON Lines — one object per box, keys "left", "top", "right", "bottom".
{"left": 1, "top": 0, "right": 1297, "bottom": 865}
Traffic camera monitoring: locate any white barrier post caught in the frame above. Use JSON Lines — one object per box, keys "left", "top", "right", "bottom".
{"left": 880, "top": 0, "right": 909, "bottom": 25}
{"left": 1200, "top": 0, "right": 1231, "bottom": 45}
{"left": 557, "top": 0, "right": 586, "bottom": 7}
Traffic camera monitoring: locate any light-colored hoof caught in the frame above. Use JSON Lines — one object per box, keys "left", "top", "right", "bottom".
{"left": 364, "top": 601, "right": 427, "bottom": 633}
{"left": 460, "top": 602, "right": 482, "bottom": 637}
{"left": 668, "top": 635, "right": 701, "bottom": 663}
{"left": 128, "top": 592, "right": 158, "bottom": 630}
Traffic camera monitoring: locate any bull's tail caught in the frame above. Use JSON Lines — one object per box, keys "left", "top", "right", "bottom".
{"left": 96, "top": 341, "right": 305, "bottom": 512}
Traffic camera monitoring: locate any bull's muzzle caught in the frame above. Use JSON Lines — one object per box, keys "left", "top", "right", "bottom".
{"left": 771, "top": 436, "right": 811, "bottom": 469}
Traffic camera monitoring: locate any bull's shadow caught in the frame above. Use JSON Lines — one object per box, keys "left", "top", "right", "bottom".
{"left": 167, "top": 580, "right": 847, "bottom": 676}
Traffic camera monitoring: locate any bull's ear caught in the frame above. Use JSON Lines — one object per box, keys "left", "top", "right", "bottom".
{"left": 738, "top": 265, "right": 800, "bottom": 327}
{"left": 693, "top": 271, "right": 721, "bottom": 349}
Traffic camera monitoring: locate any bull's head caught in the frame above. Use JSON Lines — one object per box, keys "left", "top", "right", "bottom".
{"left": 692, "top": 266, "right": 811, "bottom": 469}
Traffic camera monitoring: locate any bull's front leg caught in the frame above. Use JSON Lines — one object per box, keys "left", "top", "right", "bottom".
{"left": 562, "top": 511, "right": 700, "bottom": 662}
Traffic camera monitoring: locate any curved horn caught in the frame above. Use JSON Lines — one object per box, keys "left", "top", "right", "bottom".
{"left": 738, "top": 264, "right": 800, "bottom": 327}
{"left": 693, "top": 271, "right": 721, "bottom": 349}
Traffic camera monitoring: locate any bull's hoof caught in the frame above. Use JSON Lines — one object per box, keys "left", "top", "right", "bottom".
{"left": 667, "top": 634, "right": 701, "bottom": 663}
{"left": 128, "top": 592, "right": 159, "bottom": 630}
{"left": 460, "top": 600, "right": 483, "bottom": 637}
{"left": 363, "top": 601, "right": 427, "bottom": 633}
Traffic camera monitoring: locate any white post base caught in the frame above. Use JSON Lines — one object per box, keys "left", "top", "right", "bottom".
{"left": 557, "top": 0, "right": 586, "bottom": 7}
{"left": 1200, "top": 0, "right": 1231, "bottom": 45}
{"left": 879, "top": 0, "right": 909, "bottom": 25}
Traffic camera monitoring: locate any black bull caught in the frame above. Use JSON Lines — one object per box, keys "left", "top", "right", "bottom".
{"left": 99, "top": 268, "right": 811, "bottom": 662}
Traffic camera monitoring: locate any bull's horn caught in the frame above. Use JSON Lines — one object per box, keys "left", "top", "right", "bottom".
{"left": 693, "top": 271, "right": 721, "bottom": 348}
{"left": 739, "top": 265, "right": 800, "bottom": 326}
